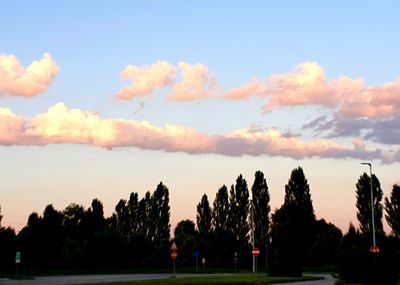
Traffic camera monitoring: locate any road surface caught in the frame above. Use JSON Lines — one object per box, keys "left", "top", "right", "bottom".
{"left": 0, "top": 273, "right": 336, "bottom": 285}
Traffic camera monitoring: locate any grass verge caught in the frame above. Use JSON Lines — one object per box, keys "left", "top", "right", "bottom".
{"left": 76, "top": 273, "right": 321, "bottom": 285}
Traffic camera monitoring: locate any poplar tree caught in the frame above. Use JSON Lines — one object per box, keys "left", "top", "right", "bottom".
{"left": 196, "top": 194, "right": 212, "bottom": 236}
{"left": 251, "top": 170, "right": 270, "bottom": 247}
{"left": 270, "top": 167, "right": 315, "bottom": 276}
{"left": 385, "top": 184, "right": 400, "bottom": 237}
{"left": 229, "top": 174, "right": 250, "bottom": 248}
{"left": 212, "top": 185, "right": 229, "bottom": 233}
{"left": 355, "top": 173, "right": 383, "bottom": 237}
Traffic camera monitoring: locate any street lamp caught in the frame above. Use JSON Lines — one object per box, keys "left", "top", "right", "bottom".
{"left": 361, "top": 162, "right": 378, "bottom": 252}
{"left": 250, "top": 199, "right": 255, "bottom": 273}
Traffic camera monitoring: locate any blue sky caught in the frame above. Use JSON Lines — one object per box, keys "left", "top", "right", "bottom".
{"left": 1, "top": 1, "right": 399, "bottom": 232}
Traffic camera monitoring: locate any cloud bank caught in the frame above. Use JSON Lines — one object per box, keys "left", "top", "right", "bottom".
{"left": 0, "top": 103, "right": 397, "bottom": 163}
{"left": 0, "top": 53, "right": 59, "bottom": 97}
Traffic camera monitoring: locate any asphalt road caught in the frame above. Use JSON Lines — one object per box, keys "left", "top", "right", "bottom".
{"left": 0, "top": 273, "right": 336, "bottom": 285}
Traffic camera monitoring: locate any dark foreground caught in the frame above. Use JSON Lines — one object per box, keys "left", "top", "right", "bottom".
{"left": 0, "top": 273, "right": 334, "bottom": 285}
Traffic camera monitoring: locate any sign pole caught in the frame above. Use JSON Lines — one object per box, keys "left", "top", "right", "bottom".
{"left": 170, "top": 242, "right": 178, "bottom": 277}
{"left": 15, "top": 251, "right": 21, "bottom": 276}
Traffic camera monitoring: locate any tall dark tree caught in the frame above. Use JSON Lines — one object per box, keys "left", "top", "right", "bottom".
{"left": 63, "top": 203, "right": 85, "bottom": 237}
{"left": 196, "top": 194, "right": 212, "bottom": 236}
{"left": 211, "top": 185, "right": 233, "bottom": 267}
{"left": 150, "top": 182, "right": 170, "bottom": 242}
{"left": 229, "top": 175, "right": 250, "bottom": 246}
{"left": 270, "top": 167, "right": 315, "bottom": 276}
{"left": 385, "top": 184, "right": 400, "bottom": 237}
{"left": 356, "top": 173, "right": 384, "bottom": 238}
{"left": 87, "top": 199, "right": 106, "bottom": 233}
{"left": 137, "top": 191, "right": 151, "bottom": 237}
{"left": 127, "top": 192, "right": 139, "bottom": 233}
{"left": 212, "top": 185, "right": 229, "bottom": 233}
{"left": 114, "top": 199, "right": 130, "bottom": 237}
{"left": 251, "top": 170, "right": 270, "bottom": 248}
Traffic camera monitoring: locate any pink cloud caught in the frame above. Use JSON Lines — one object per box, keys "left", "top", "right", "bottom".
{"left": 0, "top": 53, "right": 59, "bottom": 97}
{"left": 223, "top": 79, "right": 270, "bottom": 100}
{"left": 114, "top": 61, "right": 176, "bottom": 100}
{"left": 224, "top": 61, "right": 400, "bottom": 119}
{"left": 263, "top": 62, "right": 337, "bottom": 112}
{"left": 114, "top": 61, "right": 217, "bottom": 102}
{"left": 0, "top": 107, "right": 25, "bottom": 145}
{"left": 0, "top": 103, "right": 397, "bottom": 163}
{"left": 168, "top": 62, "right": 217, "bottom": 101}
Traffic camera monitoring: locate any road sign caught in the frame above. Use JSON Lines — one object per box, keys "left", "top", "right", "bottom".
{"left": 15, "top": 251, "right": 21, "bottom": 264}
{"left": 252, "top": 247, "right": 260, "bottom": 256}
{"left": 171, "top": 242, "right": 178, "bottom": 251}
{"left": 370, "top": 245, "right": 380, "bottom": 253}
{"left": 171, "top": 250, "right": 178, "bottom": 260}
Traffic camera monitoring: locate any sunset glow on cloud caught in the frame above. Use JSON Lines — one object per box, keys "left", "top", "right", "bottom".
{"left": 224, "top": 62, "right": 400, "bottom": 119}
{"left": 114, "top": 61, "right": 217, "bottom": 101}
{"left": 0, "top": 102, "right": 397, "bottom": 163}
{"left": 114, "top": 61, "right": 176, "bottom": 100}
{"left": 168, "top": 62, "right": 217, "bottom": 101}
{"left": 0, "top": 53, "right": 59, "bottom": 97}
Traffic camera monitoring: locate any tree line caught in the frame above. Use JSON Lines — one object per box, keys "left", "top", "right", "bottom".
{"left": 0, "top": 167, "right": 400, "bottom": 284}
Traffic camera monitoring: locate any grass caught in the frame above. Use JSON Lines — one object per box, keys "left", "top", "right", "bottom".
{"left": 75, "top": 273, "right": 321, "bottom": 285}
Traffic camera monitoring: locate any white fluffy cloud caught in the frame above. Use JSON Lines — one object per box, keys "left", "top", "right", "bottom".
{"left": 0, "top": 53, "right": 59, "bottom": 97}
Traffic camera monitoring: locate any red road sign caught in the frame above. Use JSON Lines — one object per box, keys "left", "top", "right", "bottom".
{"left": 171, "top": 250, "right": 178, "bottom": 259}
{"left": 370, "top": 245, "right": 380, "bottom": 253}
{"left": 252, "top": 247, "right": 260, "bottom": 256}
{"left": 171, "top": 242, "right": 178, "bottom": 251}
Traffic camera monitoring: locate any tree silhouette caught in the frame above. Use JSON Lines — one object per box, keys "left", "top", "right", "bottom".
{"left": 174, "top": 219, "right": 198, "bottom": 267}
{"left": 385, "top": 184, "right": 400, "bottom": 237}
{"left": 212, "top": 185, "right": 229, "bottom": 233}
{"left": 356, "top": 173, "right": 383, "bottom": 238}
{"left": 251, "top": 170, "right": 270, "bottom": 248}
{"left": 196, "top": 194, "right": 212, "bottom": 236}
{"left": 270, "top": 167, "right": 315, "bottom": 276}
{"left": 229, "top": 174, "right": 250, "bottom": 247}
{"left": 150, "top": 182, "right": 170, "bottom": 242}
{"left": 0, "top": 206, "right": 16, "bottom": 272}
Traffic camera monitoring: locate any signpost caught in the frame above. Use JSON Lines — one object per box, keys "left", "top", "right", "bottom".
{"left": 252, "top": 248, "right": 260, "bottom": 256}
{"left": 193, "top": 250, "right": 200, "bottom": 272}
{"left": 252, "top": 248, "right": 259, "bottom": 274}
{"left": 171, "top": 242, "right": 178, "bottom": 276}
{"left": 15, "top": 251, "right": 21, "bottom": 275}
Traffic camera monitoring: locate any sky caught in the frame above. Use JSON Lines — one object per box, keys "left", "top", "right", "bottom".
{"left": 1, "top": 1, "right": 399, "bottom": 233}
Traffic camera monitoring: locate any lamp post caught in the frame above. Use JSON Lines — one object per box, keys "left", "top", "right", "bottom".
{"left": 250, "top": 199, "right": 255, "bottom": 273}
{"left": 361, "top": 162, "right": 377, "bottom": 250}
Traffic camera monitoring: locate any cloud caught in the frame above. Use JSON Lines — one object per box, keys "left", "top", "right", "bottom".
{"left": 224, "top": 61, "right": 400, "bottom": 119}
{"left": 223, "top": 79, "right": 270, "bottom": 100}
{"left": 114, "top": 61, "right": 217, "bottom": 101}
{"left": 0, "top": 53, "right": 59, "bottom": 97}
{"left": 114, "top": 61, "right": 176, "bottom": 100}
{"left": 0, "top": 107, "right": 25, "bottom": 145}
{"left": 168, "top": 62, "right": 217, "bottom": 101}
{"left": 0, "top": 103, "right": 398, "bottom": 163}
